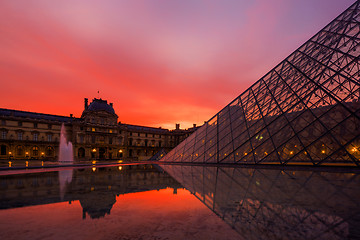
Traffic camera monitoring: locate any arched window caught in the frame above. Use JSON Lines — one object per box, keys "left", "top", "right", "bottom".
{"left": 0, "top": 145, "right": 6, "bottom": 155}
{"left": 32, "top": 146, "right": 39, "bottom": 156}
{"left": 78, "top": 147, "right": 85, "bottom": 158}
{"left": 46, "top": 146, "right": 54, "bottom": 157}
{"left": 16, "top": 146, "right": 24, "bottom": 156}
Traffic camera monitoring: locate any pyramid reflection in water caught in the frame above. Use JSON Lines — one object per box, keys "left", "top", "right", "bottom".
{"left": 161, "top": 1, "right": 360, "bottom": 166}
{"left": 161, "top": 164, "right": 360, "bottom": 240}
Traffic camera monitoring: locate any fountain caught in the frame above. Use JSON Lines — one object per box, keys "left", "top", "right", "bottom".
{"left": 59, "top": 123, "right": 74, "bottom": 162}
{"left": 58, "top": 123, "right": 74, "bottom": 199}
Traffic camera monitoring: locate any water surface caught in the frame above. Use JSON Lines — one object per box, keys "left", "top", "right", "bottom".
{"left": 1, "top": 164, "right": 359, "bottom": 239}
{"left": 0, "top": 164, "right": 241, "bottom": 240}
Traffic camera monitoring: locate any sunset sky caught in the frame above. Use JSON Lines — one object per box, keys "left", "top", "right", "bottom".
{"left": 0, "top": 0, "right": 354, "bottom": 129}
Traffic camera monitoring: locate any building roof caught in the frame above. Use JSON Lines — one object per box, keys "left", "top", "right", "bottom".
{"left": 125, "top": 124, "right": 169, "bottom": 134}
{"left": 87, "top": 98, "right": 115, "bottom": 115}
{"left": 0, "top": 108, "right": 74, "bottom": 122}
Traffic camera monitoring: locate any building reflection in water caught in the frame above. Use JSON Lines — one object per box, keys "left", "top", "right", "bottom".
{"left": 160, "top": 164, "right": 360, "bottom": 240}
{"left": 0, "top": 165, "right": 181, "bottom": 219}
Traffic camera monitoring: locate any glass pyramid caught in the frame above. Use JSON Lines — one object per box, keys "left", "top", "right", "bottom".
{"left": 161, "top": 1, "right": 360, "bottom": 166}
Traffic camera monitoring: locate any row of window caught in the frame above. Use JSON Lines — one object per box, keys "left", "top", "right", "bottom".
{"left": 87, "top": 128, "right": 171, "bottom": 140}
{"left": 87, "top": 118, "right": 117, "bottom": 125}
{"left": 1, "top": 131, "right": 54, "bottom": 142}
{"left": 1, "top": 120, "right": 53, "bottom": 129}
{"left": 128, "top": 138, "right": 163, "bottom": 147}
{"left": 127, "top": 149, "right": 157, "bottom": 157}
{"left": 77, "top": 135, "right": 116, "bottom": 145}
{"left": 90, "top": 127, "right": 115, "bottom": 133}
{"left": 77, "top": 135, "right": 166, "bottom": 147}
{"left": 129, "top": 132, "right": 169, "bottom": 139}
{"left": 0, "top": 145, "right": 54, "bottom": 157}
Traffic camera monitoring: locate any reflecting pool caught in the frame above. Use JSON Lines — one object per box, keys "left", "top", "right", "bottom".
{"left": 0, "top": 164, "right": 240, "bottom": 240}
{"left": 0, "top": 164, "right": 359, "bottom": 239}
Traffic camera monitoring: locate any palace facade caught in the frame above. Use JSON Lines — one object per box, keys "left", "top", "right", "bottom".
{"left": 0, "top": 98, "right": 198, "bottom": 161}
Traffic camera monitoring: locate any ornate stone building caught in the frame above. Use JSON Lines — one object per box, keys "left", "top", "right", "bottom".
{"left": 0, "top": 98, "right": 198, "bottom": 161}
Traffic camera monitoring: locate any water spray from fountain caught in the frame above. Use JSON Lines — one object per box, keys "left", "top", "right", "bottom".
{"left": 59, "top": 123, "right": 74, "bottom": 162}
{"left": 58, "top": 123, "right": 74, "bottom": 200}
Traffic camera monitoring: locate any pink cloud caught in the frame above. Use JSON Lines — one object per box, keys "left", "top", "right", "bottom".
{"left": 0, "top": 0, "right": 354, "bottom": 128}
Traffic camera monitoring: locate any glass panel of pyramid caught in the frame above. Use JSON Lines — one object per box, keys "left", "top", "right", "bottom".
{"left": 161, "top": 1, "right": 360, "bottom": 166}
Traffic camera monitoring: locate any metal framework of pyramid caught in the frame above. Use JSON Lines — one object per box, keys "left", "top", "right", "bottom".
{"left": 161, "top": 1, "right": 360, "bottom": 166}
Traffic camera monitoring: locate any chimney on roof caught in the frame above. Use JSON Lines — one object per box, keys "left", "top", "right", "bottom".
{"left": 70, "top": 114, "right": 73, "bottom": 118}
{"left": 84, "top": 98, "right": 88, "bottom": 110}
{"left": 176, "top": 123, "right": 180, "bottom": 130}
{"left": 193, "top": 124, "right": 196, "bottom": 128}
{"left": 110, "top": 103, "right": 113, "bottom": 107}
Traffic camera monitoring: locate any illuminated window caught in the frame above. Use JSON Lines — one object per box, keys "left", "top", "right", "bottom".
{"left": 32, "top": 146, "right": 39, "bottom": 156}
{"left": 109, "top": 129, "right": 112, "bottom": 133}
{"left": 46, "top": 146, "right": 54, "bottom": 156}
{"left": 92, "top": 128, "right": 95, "bottom": 132}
